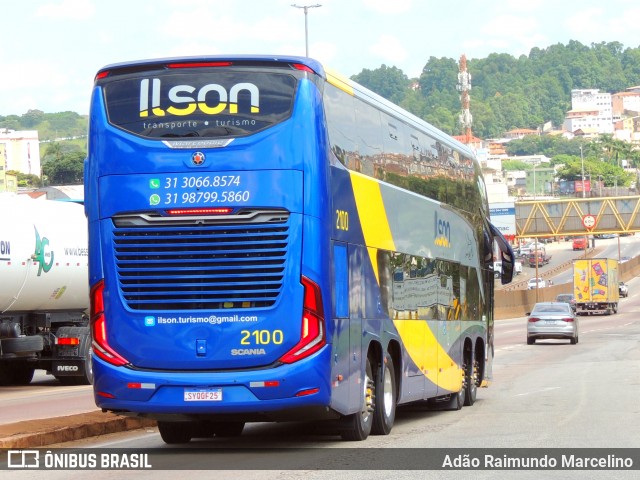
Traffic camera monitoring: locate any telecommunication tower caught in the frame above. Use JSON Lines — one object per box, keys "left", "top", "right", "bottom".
{"left": 457, "top": 54, "right": 473, "bottom": 144}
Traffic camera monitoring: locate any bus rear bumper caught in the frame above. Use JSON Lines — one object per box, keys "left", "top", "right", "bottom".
{"left": 92, "top": 349, "right": 334, "bottom": 421}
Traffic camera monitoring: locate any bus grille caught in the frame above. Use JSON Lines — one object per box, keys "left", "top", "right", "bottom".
{"left": 111, "top": 210, "right": 289, "bottom": 311}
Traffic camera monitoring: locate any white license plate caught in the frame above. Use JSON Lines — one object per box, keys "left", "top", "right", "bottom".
{"left": 184, "top": 388, "right": 223, "bottom": 402}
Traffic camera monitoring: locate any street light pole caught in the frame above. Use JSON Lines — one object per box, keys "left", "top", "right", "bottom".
{"left": 291, "top": 4, "right": 322, "bottom": 57}
{"left": 580, "top": 145, "right": 589, "bottom": 258}
{"left": 580, "top": 146, "right": 586, "bottom": 199}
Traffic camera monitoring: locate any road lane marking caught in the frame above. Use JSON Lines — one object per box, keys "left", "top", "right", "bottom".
{"left": 514, "top": 386, "right": 561, "bottom": 397}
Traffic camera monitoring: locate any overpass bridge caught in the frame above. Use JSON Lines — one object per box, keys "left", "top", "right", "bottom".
{"left": 514, "top": 195, "right": 640, "bottom": 238}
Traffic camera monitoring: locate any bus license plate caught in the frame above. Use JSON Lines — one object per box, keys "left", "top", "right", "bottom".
{"left": 184, "top": 388, "right": 223, "bottom": 402}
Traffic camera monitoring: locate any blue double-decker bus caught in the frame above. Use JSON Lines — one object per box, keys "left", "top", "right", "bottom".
{"left": 85, "top": 55, "right": 514, "bottom": 443}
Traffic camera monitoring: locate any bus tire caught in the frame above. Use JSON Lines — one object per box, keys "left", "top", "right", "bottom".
{"left": 372, "top": 353, "right": 396, "bottom": 435}
{"left": 464, "top": 359, "right": 478, "bottom": 407}
{"left": 158, "top": 422, "right": 193, "bottom": 444}
{"left": 340, "top": 356, "right": 375, "bottom": 441}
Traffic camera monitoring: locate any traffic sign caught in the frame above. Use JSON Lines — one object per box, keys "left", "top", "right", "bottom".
{"left": 582, "top": 214, "right": 596, "bottom": 229}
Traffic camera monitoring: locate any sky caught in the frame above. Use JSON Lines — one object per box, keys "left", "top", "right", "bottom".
{"left": 1, "top": 0, "right": 639, "bottom": 116}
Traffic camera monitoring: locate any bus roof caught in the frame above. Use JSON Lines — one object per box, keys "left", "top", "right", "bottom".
{"left": 96, "top": 54, "right": 326, "bottom": 78}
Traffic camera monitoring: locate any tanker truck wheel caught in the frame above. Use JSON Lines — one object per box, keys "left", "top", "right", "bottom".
{"left": 0, "top": 361, "right": 35, "bottom": 386}
{"left": 11, "top": 363, "right": 36, "bottom": 385}
{"left": 76, "top": 337, "right": 93, "bottom": 385}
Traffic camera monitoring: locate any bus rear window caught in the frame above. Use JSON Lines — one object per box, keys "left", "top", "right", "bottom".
{"left": 102, "top": 71, "right": 296, "bottom": 139}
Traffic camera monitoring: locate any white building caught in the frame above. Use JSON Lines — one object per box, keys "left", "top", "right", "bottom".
{"left": 0, "top": 129, "right": 41, "bottom": 176}
{"left": 613, "top": 90, "right": 640, "bottom": 119}
{"left": 563, "top": 89, "right": 614, "bottom": 136}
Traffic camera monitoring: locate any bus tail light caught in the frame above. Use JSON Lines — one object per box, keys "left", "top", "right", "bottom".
{"left": 293, "top": 63, "right": 317, "bottom": 74}
{"left": 279, "top": 277, "right": 326, "bottom": 364}
{"left": 90, "top": 280, "right": 130, "bottom": 367}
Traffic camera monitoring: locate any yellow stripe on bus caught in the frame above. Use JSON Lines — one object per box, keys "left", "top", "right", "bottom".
{"left": 393, "top": 319, "right": 462, "bottom": 392}
{"left": 349, "top": 171, "right": 395, "bottom": 285}
{"left": 325, "top": 68, "right": 355, "bottom": 96}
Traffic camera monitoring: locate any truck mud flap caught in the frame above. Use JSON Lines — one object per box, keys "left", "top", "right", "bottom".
{"left": 52, "top": 359, "right": 87, "bottom": 377}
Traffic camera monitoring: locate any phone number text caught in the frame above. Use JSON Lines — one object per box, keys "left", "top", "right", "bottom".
{"left": 164, "top": 191, "right": 250, "bottom": 204}
{"left": 164, "top": 175, "right": 241, "bottom": 189}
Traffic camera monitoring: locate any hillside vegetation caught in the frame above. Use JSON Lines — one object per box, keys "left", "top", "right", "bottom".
{"left": 353, "top": 40, "right": 640, "bottom": 138}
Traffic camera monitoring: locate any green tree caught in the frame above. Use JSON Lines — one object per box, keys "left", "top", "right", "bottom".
{"left": 6, "top": 170, "right": 42, "bottom": 188}
{"left": 502, "top": 160, "right": 531, "bottom": 171}
{"left": 42, "top": 151, "right": 84, "bottom": 185}
{"left": 351, "top": 65, "right": 410, "bottom": 104}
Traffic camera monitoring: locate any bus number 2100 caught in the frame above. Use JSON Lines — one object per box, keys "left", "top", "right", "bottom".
{"left": 240, "top": 329, "right": 284, "bottom": 345}
{"left": 336, "top": 210, "right": 349, "bottom": 231}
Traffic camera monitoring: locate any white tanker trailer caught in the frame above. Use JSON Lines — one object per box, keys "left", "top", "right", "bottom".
{"left": 0, "top": 194, "right": 91, "bottom": 385}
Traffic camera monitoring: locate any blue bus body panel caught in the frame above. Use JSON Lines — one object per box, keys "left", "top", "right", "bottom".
{"left": 87, "top": 69, "right": 343, "bottom": 415}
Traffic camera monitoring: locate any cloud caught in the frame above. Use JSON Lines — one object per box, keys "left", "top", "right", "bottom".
{"left": 472, "top": 14, "right": 547, "bottom": 57}
{"left": 309, "top": 41, "right": 338, "bottom": 65}
{"left": 36, "top": 0, "right": 96, "bottom": 20}
{"left": 0, "top": 59, "right": 78, "bottom": 114}
{"left": 370, "top": 35, "right": 409, "bottom": 65}
{"left": 362, "top": 0, "right": 412, "bottom": 14}
{"left": 565, "top": 7, "right": 640, "bottom": 45}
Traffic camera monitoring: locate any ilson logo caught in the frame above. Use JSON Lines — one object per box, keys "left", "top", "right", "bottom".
{"left": 139, "top": 79, "right": 260, "bottom": 117}
{"left": 434, "top": 211, "right": 451, "bottom": 248}
{"left": 33, "top": 226, "right": 54, "bottom": 276}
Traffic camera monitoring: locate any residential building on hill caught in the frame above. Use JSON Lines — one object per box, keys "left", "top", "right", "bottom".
{"left": 563, "top": 89, "right": 614, "bottom": 136}
{"left": 0, "top": 129, "right": 41, "bottom": 177}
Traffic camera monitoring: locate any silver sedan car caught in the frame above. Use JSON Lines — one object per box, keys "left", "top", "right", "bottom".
{"left": 527, "top": 302, "right": 579, "bottom": 345}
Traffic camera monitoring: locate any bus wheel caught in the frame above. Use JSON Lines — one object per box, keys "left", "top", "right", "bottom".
{"left": 158, "top": 422, "right": 193, "bottom": 444}
{"left": 464, "top": 359, "right": 478, "bottom": 406}
{"left": 340, "top": 356, "right": 375, "bottom": 441}
{"left": 372, "top": 353, "right": 396, "bottom": 435}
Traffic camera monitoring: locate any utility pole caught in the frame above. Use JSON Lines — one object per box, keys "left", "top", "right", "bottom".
{"left": 457, "top": 54, "right": 473, "bottom": 145}
{"left": 291, "top": 4, "right": 322, "bottom": 57}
